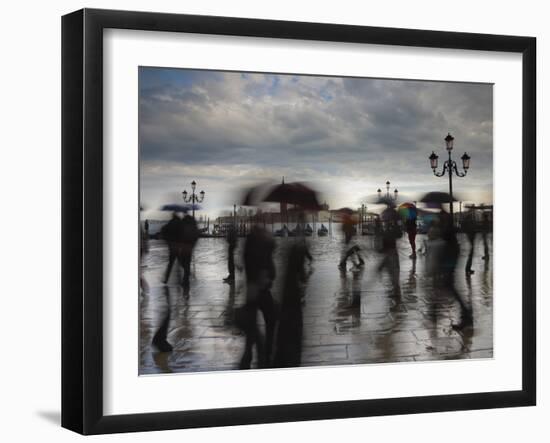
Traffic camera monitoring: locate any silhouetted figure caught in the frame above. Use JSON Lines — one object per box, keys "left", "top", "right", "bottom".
{"left": 405, "top": 217, "right": 417, "bottom": 259}
{"left": 140, "top": 219, "right": 149, "bottom": 295}
{"left": 339, "top": 213, "right": 364, "bottom": 270}
{"left": 144, "top": 219, "right": 150, "bottom": 236}
{"left": 373, "top": 217, "right": 383, "bottom": 250}
{"left": 239, "top": 225, "right": 276, "bottom": 369}
{"left": 438, "top": 210, "right": 473, "bottom": 329}
{"left": 350, "top": 266, "right": 364, "bottom": 309}
{"left": 152, "top": 286, "right": 173, "bottom": 352}
{"left": 274, "top": 235, "right": 313, "bottom": 367}
{"left": 462, "top": 211, "right": 476, "bottom": 275}
{"left": 161, "top": 213, "right": 181, "bottom": 283}
{"left": 333, "top": 267, "right": 363, "bottom": 332}
{"left": 481, "top": 212, "right": 491, "bottom": 261}
{"left": 179, "top": 213, "right": 200, "bottom": 287}
{"left": 377, "top": 211, "right": 401, "bottom": 295}
{"left": 405, "top": 256, "right": 418, "bottom": 296}
{"left": 161, "top": 211, "right": 199, "bottom": 286}
{"left": 223, "top": 224, "right": 238, "bottom": 284}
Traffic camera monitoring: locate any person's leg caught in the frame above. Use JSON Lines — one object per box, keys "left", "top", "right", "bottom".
{"left": 339, "top": 242, "right": 348, "bottom": 268}
{"left": 239, "top": 305, "right": 257, "bottom": 369}
{"left": 274, "top": 307, "right": 302, "bottom": 368}
{"left": 482, "top": 232, "right": 489, "bottom": 260}
{"left": 163, "top": 246, "right": 176, "bottom": 284}
{"left": 450, "top": 279, "right": 473, "bottom": 329}
{"left": 340, "top": 245, "right": 357, "bottom": 268}
{"left": 465, "top": 234, "right": 475, "bottom": 274}
{"left": 180, "top": 250, "right": 191, "bottom": 286}
{"left": 347, "top": 244, "right": 364, "bottom": 266}
{"left": 152, "top": 311, "right": 173, "bottom": 352}
{"left": 391, "top": 249, "right": 401, "bottom": 295}
{"left": 239, "top": 331, "right": 255, "bottom": 369}
{"left": 355, "top": 246, "right": 365, "bottom": 266}
{"left": 444, "top": 248, "right": 473, "bottom": 329}
{"left": 225, "top": 245, "right": 235, "bottom": 282}
{"left": 259, "top": 291, "right": 276, "bottom": 366}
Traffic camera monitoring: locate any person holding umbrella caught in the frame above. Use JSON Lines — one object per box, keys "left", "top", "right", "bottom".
{"left": 420, "top": 192, "right": 473, "bottom": 329}
{"left": 237, "top": 180, "right": 321, "bottom": 368}
{"left": 377, "top": 207, "right": 402, "bottom": 296}
{"left": 273, "top": 212, "right": 313, "bottom": 368}
{"left": 239, "top": 222, "right": 277, "bottom": 369}
{"left": 338, "top": 208, "right": 364, "bottom": 271}
{"left": 223, "top": 223, "right": 238, "bottom": 284}
{"left": 161, "top": 211, "right": 183, "bottom": 284}
{"left": 398, "top": 202, "right": 418, "bottom": 259}
{"left": 160, "top": 206, "right": 199, "bottom": 287}
{"left": 462, "top": 209, "right": 477, "bottom": 275}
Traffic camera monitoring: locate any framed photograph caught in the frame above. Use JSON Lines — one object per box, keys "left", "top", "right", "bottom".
{"left": 62, "top": 8, "right": 536, "bottom": 435}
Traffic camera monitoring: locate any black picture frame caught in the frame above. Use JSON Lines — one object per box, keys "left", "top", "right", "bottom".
{"left": 61, "top": 8, "right": 536, "bottom": 435}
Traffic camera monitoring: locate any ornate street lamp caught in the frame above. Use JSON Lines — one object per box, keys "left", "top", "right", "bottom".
{"left": 461, "top": 152, "right": 471, "bottom": 170}
{"left": 428, "top": 133, "right": 471, "bottom": 221}
{"left": 445, "top": 133, "right": 454, "bottom": 151}
{"left": 377, "top": 182, "right": 398, "bottom": 203}
{"left": 182, "top": 180, "right": 205, "bottom": 219}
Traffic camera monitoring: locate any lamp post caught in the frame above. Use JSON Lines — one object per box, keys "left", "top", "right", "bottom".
{"left": 428, "top": 133, "right": 471, "bottom": 222}
{"left": 182, "top": 180, "right": 205, "bottom": 219}
{"left": 377, "top": 181, "right": 398, "bottom": 203}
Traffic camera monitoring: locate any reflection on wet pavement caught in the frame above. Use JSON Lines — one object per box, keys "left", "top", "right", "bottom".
{"left": 139, "top": 232, "right": 492, "bottom": 374}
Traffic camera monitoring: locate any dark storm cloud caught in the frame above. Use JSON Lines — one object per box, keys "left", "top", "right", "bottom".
{"left": 139, "top": 68, "right": 493, "bottom": 217}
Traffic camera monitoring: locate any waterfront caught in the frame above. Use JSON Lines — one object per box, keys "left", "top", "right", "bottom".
{"left": 139, "top": 230, "right": 493, "bottom": 374}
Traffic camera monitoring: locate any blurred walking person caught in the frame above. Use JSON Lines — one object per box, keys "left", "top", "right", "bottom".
{"left": 481, "top": 211, "right": 491, "bottom": 261}
{"left": 179, "top": 210, "right": 200, "bottom": 287}
{"left": 161, "top": 210, "right": 199, "bottom": 286}
{"left": 462, "top": 210, "right": 477, "bottom": 275}
{"left": 151, "top": 286, "right": 173, "bottom": 352}
{"left": 439, "top": 210, "right": 473, "bottom": 329}
{"left": 274, "top": 227, "right": 313, "bottom": 368}
{"left": 377, "top": 208, "right": 402, "bottom": 295}
{"left": 140, "top": 214, "right": 150, "bottom": 295}
{"left": 161, "top": 212, "right": 182, "bottom": 284}
{"left": 339, "top": 211, "right": 364, "bottom": 270}
{"left": 239, "top": 225, "right": 276, "bottom": 369}
{"left": 405, "top": 217, "right": 417, "bottom": 259}
{"left": 223, "top": 224, "right": 238, "bottom": 284}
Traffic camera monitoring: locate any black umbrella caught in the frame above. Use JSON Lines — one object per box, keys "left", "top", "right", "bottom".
{"left": 419, "top": 191, "right": 457, "bottom": 204}
{"left": 240, "top": 182, "right": 273, "bottom": 206}
{"left": 160, "top": 203, "right": 200, "bottom": 212}
{"left": 262, "top": 181, "right": 321, "bottom": 210}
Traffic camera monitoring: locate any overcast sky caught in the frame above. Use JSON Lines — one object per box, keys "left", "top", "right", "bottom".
{"left": 139, "top": 67, "right": 493, "bottom": 220}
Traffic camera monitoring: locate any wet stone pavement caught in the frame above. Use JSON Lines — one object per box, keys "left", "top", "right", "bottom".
{"left": 139, "top": 230, "right": 493, "bottom": 374}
